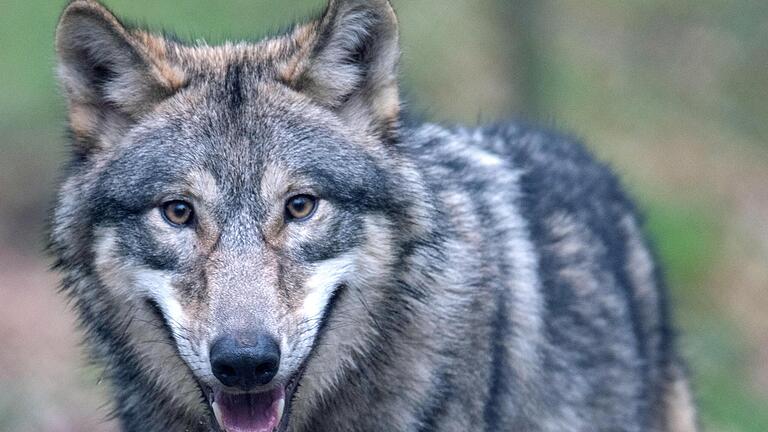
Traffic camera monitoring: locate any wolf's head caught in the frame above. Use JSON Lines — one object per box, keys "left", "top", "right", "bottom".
{"left": 51, "top": 1, "right": 433, "bottom": 430}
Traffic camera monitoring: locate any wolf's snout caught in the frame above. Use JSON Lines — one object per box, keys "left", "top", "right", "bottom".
{"left": 209, "top": 332, "right": 281, "bottom": 390}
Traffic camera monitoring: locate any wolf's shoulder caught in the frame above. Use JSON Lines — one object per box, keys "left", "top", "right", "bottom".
{"left": 483, "top": 122, "right": 635, "bottom": 213}
{"left": 402, "top": 121, "right": 634, "bottom": 213}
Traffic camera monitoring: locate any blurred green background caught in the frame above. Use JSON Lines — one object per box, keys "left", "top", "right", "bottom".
{"left": 1, "top": 1, "right": 767, "bottom": 431}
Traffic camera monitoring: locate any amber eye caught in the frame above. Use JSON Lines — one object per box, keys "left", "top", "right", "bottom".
{"left": 285, "top": 195, "right": 317, "bottom": 221}
{"left": 161, "top": 200, "right": 194, "bottom": 226}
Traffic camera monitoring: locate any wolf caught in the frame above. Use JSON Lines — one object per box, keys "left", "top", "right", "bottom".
{"left": 49, "top": 0, "right": 697, "bottom": 431}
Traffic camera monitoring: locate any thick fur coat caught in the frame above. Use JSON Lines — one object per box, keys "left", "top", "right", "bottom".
{"left": 49, "top": 1, "right": 697, "bottom": 431}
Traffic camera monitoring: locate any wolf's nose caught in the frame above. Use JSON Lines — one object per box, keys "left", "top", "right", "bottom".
{"left": 209, "top": 332, "right": 281, "bottom": 390}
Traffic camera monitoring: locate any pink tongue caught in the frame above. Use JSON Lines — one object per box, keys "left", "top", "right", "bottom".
{"left": 216, "top": 388, "right": 284, "bottom": 432}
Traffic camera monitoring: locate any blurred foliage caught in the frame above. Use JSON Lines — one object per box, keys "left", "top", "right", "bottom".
{"left": 1, "top": 1, "right": 767, "bottom": 431}
{"left": 643, "top": 198, "right": 768, "bottom": 431}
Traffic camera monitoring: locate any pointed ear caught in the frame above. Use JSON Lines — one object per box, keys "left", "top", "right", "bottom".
{"left": 283, "top": 0, "right": 400, "bottom": 141}
{"left": 55, "top": 0, "right": 185, "bottom": 150}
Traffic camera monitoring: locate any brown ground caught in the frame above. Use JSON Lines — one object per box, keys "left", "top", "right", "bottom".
{"left": 0, "top": 247, "right": 117, "bottom": 432}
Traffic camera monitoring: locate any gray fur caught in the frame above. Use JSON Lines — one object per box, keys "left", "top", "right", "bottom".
{"left": 50, "top": 1, "right": 697, "bottom": 431}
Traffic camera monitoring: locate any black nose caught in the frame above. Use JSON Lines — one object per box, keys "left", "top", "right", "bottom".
{"left": 209, "top": 332, "right": 281, "bottom": 390}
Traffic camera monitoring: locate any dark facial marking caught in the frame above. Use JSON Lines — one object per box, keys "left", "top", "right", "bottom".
{"left": 224, "top": 62, "right": 245, "bottom": 111}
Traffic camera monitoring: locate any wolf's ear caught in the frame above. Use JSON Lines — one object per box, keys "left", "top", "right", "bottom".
{"left": 283, "top": 0, "right": 400, "bottom": 141}
{"left": 55, "top": 1, "right": 185, "bottom": 150}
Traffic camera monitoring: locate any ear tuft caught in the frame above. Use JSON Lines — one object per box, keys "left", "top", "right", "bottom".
{"left": 55, "top": 0, "right": 185, "bottom": 149}
{"left": 282, "top": 0, "right": 401, "bottom": 141}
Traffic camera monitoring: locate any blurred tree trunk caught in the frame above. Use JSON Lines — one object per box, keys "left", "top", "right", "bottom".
{"left": 492, "top": 0, "right": 545, "bottom": 119}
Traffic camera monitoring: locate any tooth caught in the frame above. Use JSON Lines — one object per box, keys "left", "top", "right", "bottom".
{"left": 277, "top": 396, "right": 285, "bottom": 423}
{"left": 212, "top": 401, "right": 225, "bottom": 431}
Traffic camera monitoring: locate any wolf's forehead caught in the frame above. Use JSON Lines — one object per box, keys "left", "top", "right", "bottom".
{"left": 132, "top": 93, "right": 306, "bottom": 172}
{"left": 118, "top": 117, "right": 357, "bottom": 200}
{"left": 109, "top": 79, "right": 389, "bottom": 211}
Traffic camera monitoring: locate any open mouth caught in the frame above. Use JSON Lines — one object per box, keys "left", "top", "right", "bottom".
{"left": 211, "top": 387, "right": 285, "bottom": 432}
{"left": 208, "top": 371, "right": 304, "bottom": 432}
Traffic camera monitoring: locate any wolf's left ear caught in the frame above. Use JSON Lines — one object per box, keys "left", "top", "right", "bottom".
{"left": 55, "top": 1, "right": 185, "bottom": 151}
{"left": 283, "top": 0, "right": 400, "bottom": 141}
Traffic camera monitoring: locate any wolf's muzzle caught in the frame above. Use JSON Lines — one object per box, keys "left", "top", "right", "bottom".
{"left": 209, "top": 331, "right": 281, "bottom": 390}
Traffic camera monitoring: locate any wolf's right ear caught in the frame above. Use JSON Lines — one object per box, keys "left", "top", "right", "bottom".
{"left": 55, "top": 1, "right": 185, "bottom": 152}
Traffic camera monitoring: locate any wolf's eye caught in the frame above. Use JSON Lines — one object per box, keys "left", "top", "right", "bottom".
{"left": 285, "top": 195, "right": 317, "bottom": 221}
{"left": 161, "top": 201, "right": 194, "bottom": 226}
